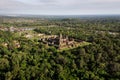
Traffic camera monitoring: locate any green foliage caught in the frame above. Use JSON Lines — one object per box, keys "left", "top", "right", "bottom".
{"left": 0, "top": 16, "right": 120, "bottom": 80}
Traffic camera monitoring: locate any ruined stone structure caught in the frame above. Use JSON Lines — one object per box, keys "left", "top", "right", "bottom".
{"left": 40, "top": 33, "right": 77, "bottom": 50}
{"left": 58, "top": 33, "right": 75, "bottom": 49}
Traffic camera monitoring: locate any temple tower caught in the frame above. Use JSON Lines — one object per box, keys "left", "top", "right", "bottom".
{"left": 59, "top": 33, "right": 62, "bottom": 49}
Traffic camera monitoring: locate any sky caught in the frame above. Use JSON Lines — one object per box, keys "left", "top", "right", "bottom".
{"left": 0, "top": 0, "right": 120, "bottom": 15}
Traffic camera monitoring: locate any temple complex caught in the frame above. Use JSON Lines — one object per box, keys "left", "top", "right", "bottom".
{"left": 40, "top": 33, "right": 83, "bottom": 50}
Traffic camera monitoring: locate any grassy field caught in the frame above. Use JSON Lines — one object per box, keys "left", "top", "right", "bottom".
{"left": 58, "top": 41, "right": 91, "bottom": 52}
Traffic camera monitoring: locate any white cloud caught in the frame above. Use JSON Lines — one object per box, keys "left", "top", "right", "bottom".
{"left": 0, "top": 0, "right": 120, "bottom": 15}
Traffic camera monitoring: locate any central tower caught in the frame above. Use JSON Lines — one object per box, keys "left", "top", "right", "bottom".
{"left": 59, "top": 33, "right": 62, "bottom": 49}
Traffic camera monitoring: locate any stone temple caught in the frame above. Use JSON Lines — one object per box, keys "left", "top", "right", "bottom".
{"left": 39, "top": 33, "right": 83, "bottom": 50}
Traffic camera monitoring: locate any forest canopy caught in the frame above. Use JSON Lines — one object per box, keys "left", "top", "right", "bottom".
{"left": 0, "top": 16, "right": 120, "bottom": 80}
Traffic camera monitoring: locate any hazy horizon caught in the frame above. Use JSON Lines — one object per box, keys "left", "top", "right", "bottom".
{"left": 1, "top": 14, "right": 120, "bottom": 16}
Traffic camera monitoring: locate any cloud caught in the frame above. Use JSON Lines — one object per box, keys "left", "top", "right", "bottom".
{"left": 0, "top": 0, "right": 120, "bottom": 15}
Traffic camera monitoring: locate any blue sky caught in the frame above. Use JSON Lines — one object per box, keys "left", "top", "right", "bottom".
{"left": 0, "top": 0, "right": 120, "bottom": 15}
